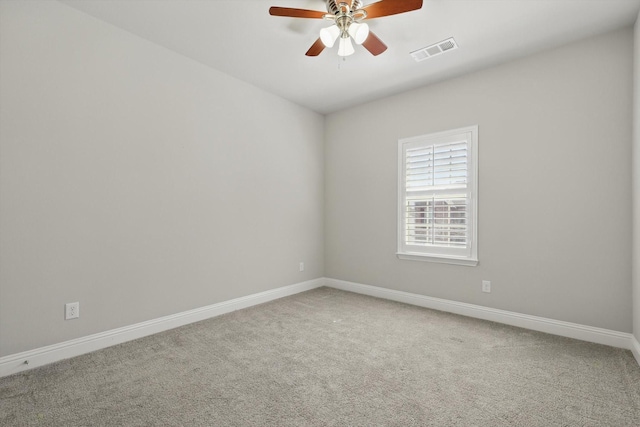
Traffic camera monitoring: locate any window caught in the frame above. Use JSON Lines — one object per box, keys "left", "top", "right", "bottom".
{"left": 397, "top": 126, "right": 478, "bottom": 266}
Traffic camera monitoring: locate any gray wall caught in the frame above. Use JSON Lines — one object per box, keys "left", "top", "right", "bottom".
{"left": 1, "top": 1, "right": 636, "bottom": 359}
{"left": 634, "top": 12, "right": 640, "bottom": 342}
{"left": 325, "top": 28, "right": 634, "bottom": 332}
{"left": 0, "top": 1, "right": 324, "bottom": 356}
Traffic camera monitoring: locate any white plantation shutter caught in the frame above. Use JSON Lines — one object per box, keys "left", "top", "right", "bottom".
{"left": 405, "top": 194, "right": 467, "bottom": 247}
{"left": 398, "top": 127, "right": 478, "bottom": 265}
{"left": 406, "top": 141, "right": 467, "bottom": 191}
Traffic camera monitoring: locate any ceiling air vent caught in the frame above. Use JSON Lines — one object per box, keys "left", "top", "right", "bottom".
{"left": 410, "top": 37, "right": 458, "bottom": 62}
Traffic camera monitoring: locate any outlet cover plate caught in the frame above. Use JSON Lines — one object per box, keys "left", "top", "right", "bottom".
{"left": 65, "top": 302, "right": 79, "bottom": 320}
{"left": 482, "top": 281, "right": 491, "bottom": 293}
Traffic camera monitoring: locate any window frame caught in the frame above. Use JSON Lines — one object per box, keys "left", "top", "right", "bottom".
{"left": 397, "top": 126, "right": 478, "bottom": 266}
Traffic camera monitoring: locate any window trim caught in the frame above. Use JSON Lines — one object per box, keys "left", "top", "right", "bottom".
{"left": 397, "top": 126, "right": 478, "bottom": 267}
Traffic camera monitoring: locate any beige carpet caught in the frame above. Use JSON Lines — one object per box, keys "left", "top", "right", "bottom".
{"left": 1, "top": 287, "right": 639, "bottom": 426}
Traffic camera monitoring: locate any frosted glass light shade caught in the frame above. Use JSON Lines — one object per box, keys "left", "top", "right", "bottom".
{"left": 338, "top": 37, "right": 355, "bottom": 56}
{"left": 320, "top": 25, "right": 340, "bottom": 48}
{"left": 348, "top": 22, "right": 369, "bottom": 45}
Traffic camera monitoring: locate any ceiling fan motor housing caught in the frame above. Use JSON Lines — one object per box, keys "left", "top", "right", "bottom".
{"left": 326, "top": 0, "right": 364, "bottom": 15}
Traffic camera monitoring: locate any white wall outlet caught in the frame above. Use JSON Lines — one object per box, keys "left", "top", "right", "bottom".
{"left": 299, "top": 262, "right": 304, "bottom": 272}
{"left": 482, "top": 280, "right": 491, "bottom": 293}
{"left": 65, "top": 302, "right": 80, "bottom": 320}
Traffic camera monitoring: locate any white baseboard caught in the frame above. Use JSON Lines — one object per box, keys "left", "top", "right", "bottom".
{"left": 0, "top": 278, "right": 324, "bottom": 378}
{"left": 3, "top": 277, "right": 637, "bottom": 378}
{"left": 325, "top": 278, "right": 635, "bottom": 352}
{"left": 632, "top": 336, "right": 640, "bottom": 366}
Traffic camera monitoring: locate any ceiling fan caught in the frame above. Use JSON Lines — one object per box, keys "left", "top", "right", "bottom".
{"left": 269, "top": 0, "right": 423, "bottom": 57}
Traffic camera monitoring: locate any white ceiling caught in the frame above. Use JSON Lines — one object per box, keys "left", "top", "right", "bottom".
{"left": 59, "top": 0, "right": 640, "bottom": 114}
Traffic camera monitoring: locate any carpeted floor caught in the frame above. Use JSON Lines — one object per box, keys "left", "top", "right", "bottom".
{"left": 1, "top": 287, "right": 639, "bottom": 426}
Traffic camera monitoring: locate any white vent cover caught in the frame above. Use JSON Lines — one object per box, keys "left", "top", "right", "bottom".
{"left": 411, "top": 37, "right": 458, "bottom": 62}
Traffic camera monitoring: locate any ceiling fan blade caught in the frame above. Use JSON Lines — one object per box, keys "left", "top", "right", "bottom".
{"left": 362, "top": 31, "right": 387, "bottom": 56}
{"left": 269, "top": 7, "right": 326, "bottom": 19}
{"left": 305, "top": 38, "right": 326, "bottom": 56}
{"left": 361, "top": 0, "right": 423, "bottom": 19}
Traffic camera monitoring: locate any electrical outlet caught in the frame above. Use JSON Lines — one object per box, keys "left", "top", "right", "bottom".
{"left": 299, "top": 262, "right": 304, "bottom": 272}
{"left": 65, "top": 302, "right": 79, "bottom": 320}
{"left": 482, "top": 280, "right": 491, "bottom": 293}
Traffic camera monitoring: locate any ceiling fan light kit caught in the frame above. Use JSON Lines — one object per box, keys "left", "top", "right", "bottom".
{"left": 320, "top": 25, "right": 341, "bottom": 48}
{"left": 269, "top": 0, "right": 423, "bottom": 57}
{"left": 338, "top": 36, "right": 355, "bottom": 56}
{"left": 348, "top": 22, "right": 369, "bottom": 45}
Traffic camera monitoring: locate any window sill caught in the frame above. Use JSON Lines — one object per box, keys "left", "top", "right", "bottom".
{"left": 396, "top": 252, "right": 478, "bottom": 267}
